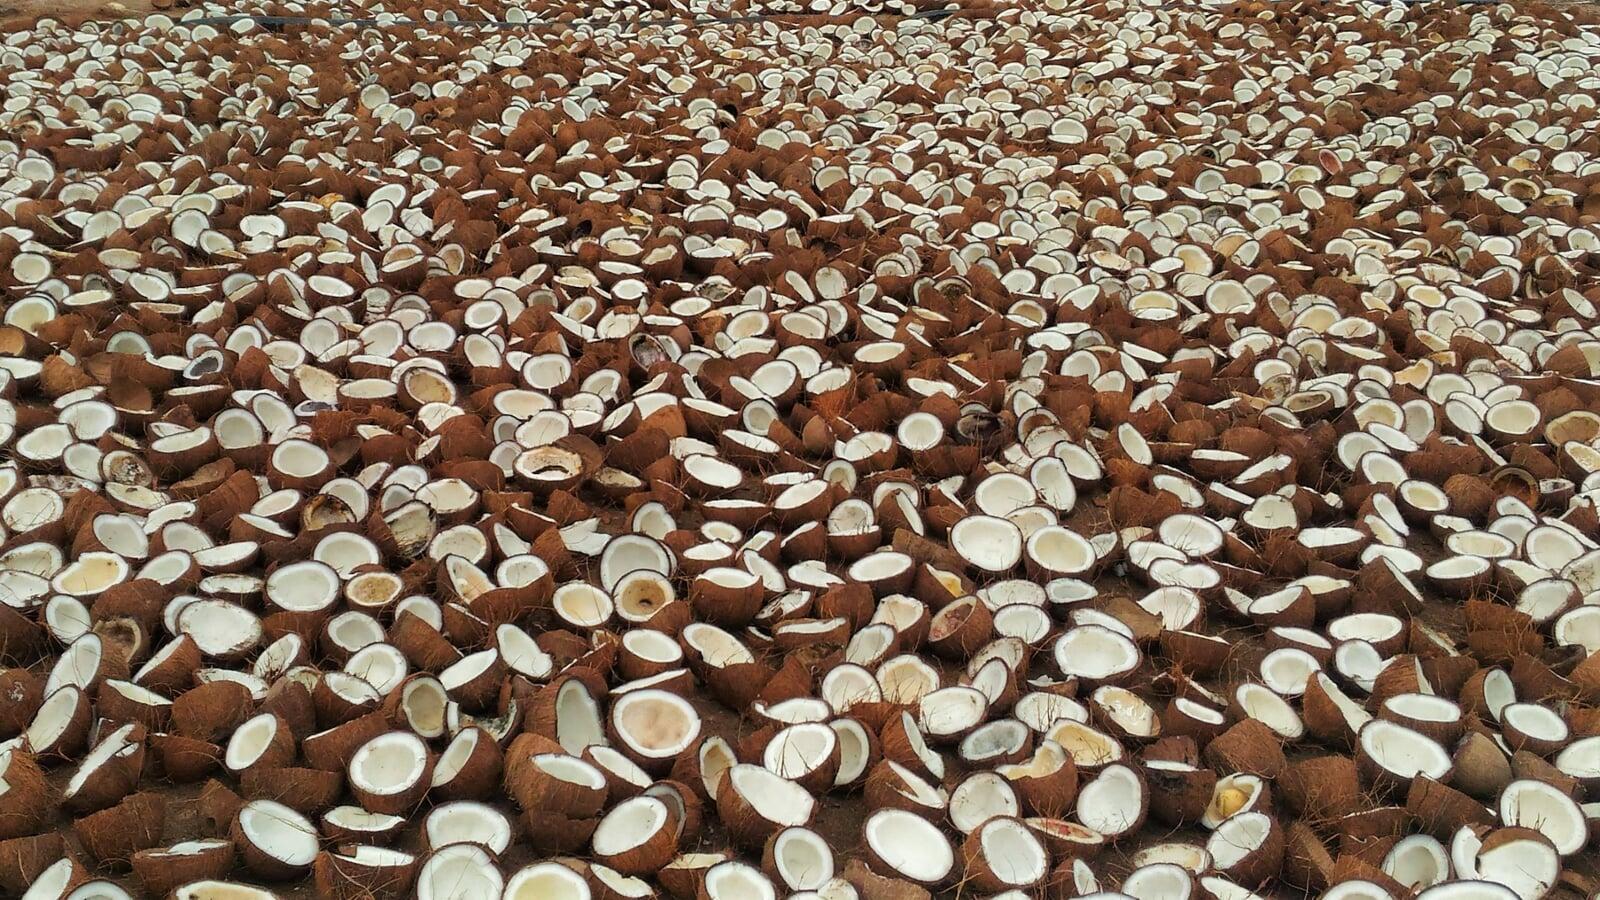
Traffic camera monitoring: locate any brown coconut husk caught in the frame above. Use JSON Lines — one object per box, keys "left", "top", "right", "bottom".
{"left": 73, "top": 791, "right": 166, "bottom": 868}
{"left": 150, "top": 732, "right": 222, "bottom": 783}
{"left": 1203, "top": 719, "right": 1285, "bottom": 779}
{"left": 0, "top": 832, "right": 65, "bottom": 894}
{"left": 130, "top": 839, "right": 235, "bottom": 897}
{"left": 1406, "top": 775, "right": 1493, "bottom": 837}
{"left": 1279, "top": 755, "right": 1363, "bottom": 824}
{"left": 0, "top": 669, "right": 42, "bottom": 738}
{"left": 196, "top": 779, "right": 244, "bottom": 838}
{"left": 1282, "top": 820, "right": 1334, "bottom": 891}
{"left": 303, "top": 711, "right": 389, "bottom": 772}
{"left": 242, "top": 766, "right": 344, "bottom": 815}
{"left": 171, "top": 680, "right": 256, "bottom": 741}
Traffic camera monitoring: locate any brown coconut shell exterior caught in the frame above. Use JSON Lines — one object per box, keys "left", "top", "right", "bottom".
{"left": 1279, "top": 755, "right": 1362, "bottom": 824}
{"left": 1203, "top": 718, "right": 1286, "bottom": 779}
{"left": 172, "top": 680, "right": 256, "bottom": 741}
{"left": 151, "top": 732, "right": 223, "bottom": 783}
{"left": 197, "top": 779, "right": 244, "bottom": 838}
{"left": 242, "top": 766, "right": 344, "bottom": 815}
{"left": 303, "top": 711, "right": 390, "bottom": 772}
{"left": 0, "top": 668, "right": 42, "bottom": 738}
{"left": 131, "top": 839, "right": 236, "bottom": 897}
{"left": 0, "top": 749, "right": 52, "bottom": 840}
{"left": 312, "top": 847, "right": 417, "bottom": 899}
{"left": 432, "top": 728, "right": 504, "bottom": 801}
{"left": 73, "top": 791, "right": 166, "bottom": 868}
{"left": 0, "top": 831, "right": 65, "bottom": 894}
{"left": 1143, "top": 762, "right": 1216, "bottom": 826}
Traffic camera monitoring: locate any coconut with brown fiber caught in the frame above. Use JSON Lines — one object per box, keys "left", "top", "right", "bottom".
{"left": 232, "top": 799, "right": 319, "bottom": 880}
{"left": 131, "top": 839, "right": 236, "bottom": 897}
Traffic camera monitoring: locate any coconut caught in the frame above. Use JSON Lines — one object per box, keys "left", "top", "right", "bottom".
{"left": 863, "top": 760, "right": 948, "bottom": 817}
{"left": 607, "top": 688, "right": 701, "bottom": 774}
{"left": 1204, "top": 719, "right": 1285, "bottom": 778}
{"left": 761, "top": 722, "right": 841, "bottom": 793}
{"left": 321, "top": 806, "right": 407, "bottom": 846}
{"left": 1474, "top": 827, "right": 1559, "bottom": 900}
{"left": 1205, "top": 810, "right": 1283, "bottom": 886}
{"left": 0, "top": 749, "right": 51, "bottom": 840}
{"left": 1498, "top": 702, "right": 1569, "bottom": 757}
{"left": 1144, "top": 759, "right": 1217, "bottom": 826}
{"left": 224, "top": 713, "right": 294, "bottom": 777}
{"left": 1279, "top": 755, "right": 1362, "bottom": 822}
{"left": 1076, "top": 763, "right": 1147, "bottom": 840}
{"left": 591, "top": 795, "right": 681, "bottom": 876}
{"left": 500, "top": 861, "right": 591, "bottom": 900}
{"left": 716, "top": 764, "right": 815, "bottom": 848}
{"left": 0, "top": 832, "right": 64, "bottom": 895}
{"left": 311, "top": 845, "right": 417, "bottom": 899}
{"left": 347, "top": 731, "right": 433, "bottom": 815}
{"left": 130, "top": 839, "right": 235, "bottom": 897}
{"left": 73, "top": 791, "right": 165, "bottom": 868}
{"left": 1355, "top": 720, "right": 1452, "bottom": 796}
{"left": 960, "top": 816, "right": 1048, "bottom": 893}
{"left": 1497, "top": 779, "right": 1586, "bottom": 856}
{"left": 429, "top": 727, "right": 502, "bottom": 801}
{"left": 1201, "top": 774, "right": 1271, "bottom": 829}
{"left": 424, "top": 801, "right": 512, "bottom": 855}
{"left": 17, "top": 857, "right": 87, "bottom": 900}
{"left": 62, "top": 721, "right": 146, "bottom": 812}
{"left": 506, "top": 752, "right": 608, "bottom": 820}
{"left": 415, "top": 844, "right": 503, "bottom": 900}
{"left": 861, "top": 808, "right": 954, "bottom": 887}
{"left": 232, "top": 799, "right": 319, "bottom": 880}
{"left": 997, "top": 739, "right": 1078, "bottom": 817}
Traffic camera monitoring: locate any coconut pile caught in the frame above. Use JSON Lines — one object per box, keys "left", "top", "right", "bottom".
{"left": 3, "top": 0, "right": 1600, "bottom": 897}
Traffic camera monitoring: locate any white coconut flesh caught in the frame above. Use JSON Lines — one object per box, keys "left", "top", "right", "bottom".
{"left": 171, "top": 884, "right": 280, "bottom": 900}
{"left": 611, "top": 689, "right": 700, "bottom": 763}
{"left": 431, "top": 730, "right": 481, "bottom": 789}
{"left": 1092, "top": 686, "right": 1158, "bottom": 738}
{"left": 1076, "top": 765, "right": 1143, "bottom": 836}
{"left": 763, "top": 723, "right": 837, "bottom": 780}
{"left": 44, "top": 634, "right": 104, "bottom": 695}
{"left": 1123, "top": 862, "right": 1195, "bottom": 900}
{"left": 1480, "top": 669, "right": 1516, "bottom": 721}
{"left": 1313, "top": 674, "right": 1372, "bottom": 730}
{"left": 1554, "top": 735, "right": 1600, "bottom": 779}
{"left": 1359, "top": 721, "right": 1451, "bottom": 781}
{"left": 176, "top": 599, "right": 262, "bottom": 657}
{"left": 1498, "top": 780, "right": 1586, "bottom": 855}
{"left": 1046, "top": 720, "right": 1125, "bottom": 768}
{"left": 23, "top": 859, "right": 79, "bottom": 900}
{"left": 504, "top": 862, "right": 592, "bottom": 900}
{"left": 918, "top": 687, "right": 987, "bottom": 739}
{"left": 64, "top": 723, "right": 139, "bottom": 800}
{"left": 261, "top": 561, "right": 341, "bottom": 614}
{"left": 400, "top": 677, "right": 447, "bottom": 737}
{"left": 426, "top": 802, "right": 511, "bottom": 853}
{"left": 52, "top": 553, "right": 129, "bottom": 596}
{"left": 950, "top": 515, "right": 1024, "bottom": 572}
{"left": 323, "top": 807, "right": 404, "bottom": 835}
{"left": 1383, "top": 693, "right": 1461, "bottom": 727}
{"left": 26, "top": 686, "right": 83, "bottom": 752}
{"left": 417, "top": 844, "right": 504, "bottom": 900}
{"left": 1054, "top": 625, "right": 1139, "bottom": 681}
{"left": 1132, "top": 842, "right": 1211, "bottom": 873}
{"left": 553, "top": 582, "right": 613, "bottom": 627}
{"left": 682, "top": 623, "right": 755, "bottom": 667}
{"left": 593, "top": 796, "right": 672, "bottom": 857}
{"left": 1476, "top": 833, "right": 1558, "bottom": 899}
{"left": 1206, "top": 811, "right": 1272, "bottom": 870}
{"left": 1203, "top": 775, "right": 1265, "bottom": 828}
{"left": 225, "top": 714, "right": 282, "bottom": 771}
{"left": 950, "top": 772, "right": 1020, "bottom": 834}
{"left": 349, "top": 732, "right": 429, "bottom": 796}
{"left": 961, "top": 720, "right": 1030, "bottom": 765}
{"left": 703, "top": 861, "right": 777, "bottom": 900}
{"left": 1231, "top": 683, "right": 1302, "bottom": 739}
{"left": 863, "top": 809, "right": 953, "bottom": 883}
{"left": 726, "top": 764, "right": 815, "bottom": 826}
{"left": 553, "top": 678, "right": 605, "bottom": 753}
{"left": 977, "top": 817, "right": 1048, "bottom": 886}
{"left": 1500, "top": 703, "right": 1567, "bottom": 744}
{"left": 1384, "top": 834, "right": 1449, "bottom": 890}
{"left": 1016, "top": 693, "right": 1088, "bottom": 734}
{"left": 237, "top": 800, "right": 318, "bottom": 867}
{"left": 1415, "top": 884, "right": 1520, "bottom": 900}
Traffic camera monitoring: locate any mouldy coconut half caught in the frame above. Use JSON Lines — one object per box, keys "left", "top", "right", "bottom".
{"left": 232, "top": 799, "right": 319, "bottom": 880}
{"left": 862, "top": 807, "right": 954, "bottom": 888}
{"left": 347, "top": 731, "right": 434, "bottom": 815}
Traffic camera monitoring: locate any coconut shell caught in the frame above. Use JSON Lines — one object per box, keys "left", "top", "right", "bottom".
{"left": 431, "top": 728, "right": 504, "bottom": 801}
{"left": 172, "top": 680, "right": 255, "bottom": 741}
{"left": 242, "top": 766, "right": 343, "bottom": 815}
{"left": 842, "top": 857, "right": 934, "bottom": 900}
{"left": 73, "top": 791, "right": 165, "bottom": 868}
{"left": 197, "top": 779, "right": 244, "bottom": 838}
{"left": 0, "top": 749, "right": 51, "bottom": 840}
{"left": 303, "top": 712, "right": 389, "bottom": 772}
{"left": 312, "top": 847, "right": 417, "bottom": 899}
{"left": 1281, "top": 820, "right": 1334, "bottom": 891}
{"left": 1143, "top": 763, "right": 1216, "bottom": 826}
{"left": 63, "top": 724, "right": 146, "bottom": 813}
{"left": 1203, "top": 719, "right": 1285, "bottom": 779}
{"left": 1279, "top": 755, "right": 1362, "bottom": 823}
{"left": 151, "top": 732, "right": 222, "bottom": 783}
{"left": 0, "top": 669, "right": 42, "bottom": 738}
{"left": 523, "top": 809, "right": 598, "bottom": 853}
{"left": 259, "top": 679, "right": 318, "bottom": 739}
{"left": 131, "top": 840, "right": 235, "bottom": 898}
{"left": 0, "top": 831, "right": 65, "bottom": 894}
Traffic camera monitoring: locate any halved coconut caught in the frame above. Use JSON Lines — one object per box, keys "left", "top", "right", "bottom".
{"left": 1076, "top": 764, "right": 1147, "bottom": 839}
{"left": 1356, "top": 720, "right": 1452, "bottom": 797}
{"left": 348, "top": 731, "right": 433, "bottom": 815}
{"left": 763, "top": 825, "right": 833, "bottom": 891}
{"left": 424, "top": 801, "right": 511, "bottom": 854}
{"left": 1475, "top": 827, "right": 1559, "bottom": 900}
{"left": 224, "top": 713, "right": 293, "bottom": 777}
{"left": 862, "top": 808, "right": 954, "bottom": 887}
{"left": 701, "top": 860, "right": 777, "bottom": 900}
{"left": 1205, "top": 811, "right": 1283, "bottom": 886}
{"left": 951, "top": 515, "right": 1024, "bottom": 573}
{"left": 592, "top": 795, "right": 681, "bottom": 876}
{"left": 1053, "top": 625, "right": 1139, "bottom": 685}
{"left": 233, "top": 799, "right": 318, "bottom": 879}
{"left": 504, "top": 861, "right": 591, "bottom": 900}
{"left": 609, "top": 689, "right": 701, "bottom": 773}
{"left": 1497, "top": 779, "right": 1585, "bottom": 855}
{"left": 762, "top": 722, "right": 840, "bottom": 793}
{"left": 717, "top": 764, "right": 815, "bottom": 848}
{"left": 415, "top": 843, "right": 503, "bottom": 900}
